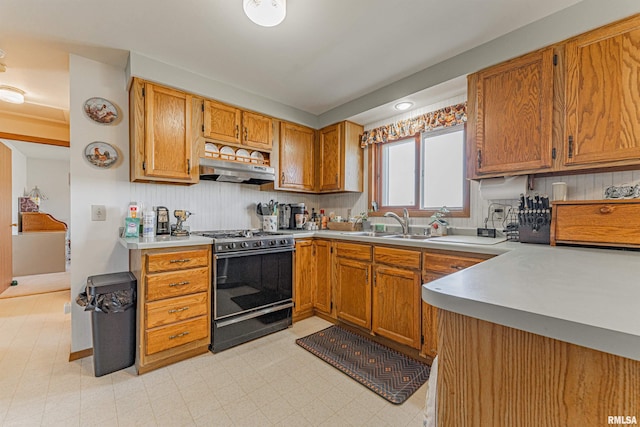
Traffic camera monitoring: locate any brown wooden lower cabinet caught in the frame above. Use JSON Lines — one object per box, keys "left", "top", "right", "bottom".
{"left": 372, "top": 264, "right": 421, "bottom": 349}
{"left": 421, "top": 250, "right": 493, "bottom": 358}
{"left": 313, "top": 239, "right": 333, "bottom": 315}
{"left": 129, "top": 245, "right": 211, "bottom": 374}
{"left": 293, "top": 239, "right": 314, "bottom": 320}
{"left": 336, "top": 257, "right": 372, "bottom": 329}
{"left": 437, "top": 309, "right": 640, "bottom": 426}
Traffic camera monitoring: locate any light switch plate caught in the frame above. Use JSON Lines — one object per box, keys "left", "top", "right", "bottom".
{"left": 91, "top": 205, "right": 106, "bottom": 221}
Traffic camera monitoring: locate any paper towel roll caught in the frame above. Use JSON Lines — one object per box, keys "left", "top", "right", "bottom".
{"left": 479, "top": 175, "right": 528, "bottom": 200}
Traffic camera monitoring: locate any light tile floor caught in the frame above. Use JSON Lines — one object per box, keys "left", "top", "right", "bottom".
{"left": 0, "top": 291, "right": 427, "bottom": 426}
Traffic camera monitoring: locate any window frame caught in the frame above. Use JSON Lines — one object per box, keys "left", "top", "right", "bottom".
{"left": 368, "top": 124, "right": 470, "bottom": 218}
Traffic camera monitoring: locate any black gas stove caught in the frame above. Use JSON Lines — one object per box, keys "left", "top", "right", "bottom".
{"left": 191, "top": 228, "right": 295, "bottom": 353}
{"left": 192, "top": 229, "right": 294, "bottom": 253}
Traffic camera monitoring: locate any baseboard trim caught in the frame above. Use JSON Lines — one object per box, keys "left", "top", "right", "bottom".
{"left": 69, "top": 348, "right": 93, "bottom": 361}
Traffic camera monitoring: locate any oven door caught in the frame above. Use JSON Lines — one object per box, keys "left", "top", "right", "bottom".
{"left": 213, "top": 247, "right": 293, "bottom": 321}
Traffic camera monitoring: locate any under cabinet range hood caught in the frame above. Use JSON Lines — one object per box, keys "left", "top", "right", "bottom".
{"left": 199, "top": 157, "right": 275, "bottom": 184}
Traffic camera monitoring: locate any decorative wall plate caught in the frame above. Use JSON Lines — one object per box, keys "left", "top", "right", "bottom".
{"left": 85, "top": 141, "right": 118, "bottom": 168}
{"left": 83, "top": 97, "right": 119, "bottom": 124}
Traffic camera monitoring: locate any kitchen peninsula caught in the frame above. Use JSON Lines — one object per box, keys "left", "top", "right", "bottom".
{"left": 422, "top": 244, "right": 640, "bottom": 426}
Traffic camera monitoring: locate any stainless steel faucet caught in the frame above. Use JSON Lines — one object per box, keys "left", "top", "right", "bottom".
{"left": 384, "top": 208, "right": 410, "bottom": 235}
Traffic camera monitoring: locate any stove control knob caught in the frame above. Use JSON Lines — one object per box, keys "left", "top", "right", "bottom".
{"left": 269, "top": 240, "right": 276, "bottom": 246}
{"left": 241, "top": 242, "right": 249, "bottom": 248}
{"left": 280, "top": 239, "right": 287, "bottom": 244}
{"left": 228, "top": 243, "right": 236, "bottom": 249}
{"left": 258, "top": 241, "right": 265, "bottom": 247}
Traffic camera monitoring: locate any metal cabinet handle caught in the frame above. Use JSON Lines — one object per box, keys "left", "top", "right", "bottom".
{"left": 599, "top": 206, "right": 613, "bottom": 214}
{"left": 450, "top": 265, "right": 464, "bottom": 270}
{"left": 281, "top": 172, "right": 285, "bottom": 184}
{"left": 170, "top": 258, "right": 191, "bottom": 263}
{"left": 187, "top": 159, "right": 191, "bottom": 174}
{"left": 235, "top": 125, "right": 239, "bottom": 139}
{"left": 169, "top": 331, "right": 190, "bottom": 340}
{"left": 168, "top": 306, "right": 190, "bottom": 314}
{"left": 244, "top": 127, "right": 248, "bottom": 141}
{"left": 169, "top": 281, "right": 190, "bottom": 287}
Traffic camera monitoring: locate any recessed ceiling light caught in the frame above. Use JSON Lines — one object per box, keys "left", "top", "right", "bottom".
{"left": 394, "top": 101, "right": 413, "bottom": 111}
{"left": 0, "top": 86, "right": 25, "bottom": 104}
{"left": 243, "top": 0, "right": 286, "bottom": 27}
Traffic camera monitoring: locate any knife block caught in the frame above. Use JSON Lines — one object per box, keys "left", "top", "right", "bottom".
{"left": 518, "top": 207, "right": 551, "bottom": 244}
{"left": 518, "top": 223, "right": 550, "bottom": 244}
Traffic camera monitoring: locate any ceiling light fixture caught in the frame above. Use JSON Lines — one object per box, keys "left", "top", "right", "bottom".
{"left": 394, "top": 101, "right": 413, "bottom": 111}
{"left": 0, "top": 86, "right": 25, "bottom": 104}
{"left": 243, "top": 0, "right": 286, "bottom": 27}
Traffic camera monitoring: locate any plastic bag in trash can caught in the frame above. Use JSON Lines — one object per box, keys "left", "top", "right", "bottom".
{"left": 76, "top": 289, "right": 136, "bottom": 313}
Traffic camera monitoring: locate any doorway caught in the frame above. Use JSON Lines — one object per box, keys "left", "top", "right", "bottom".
{"left": 0, "top": 139, "right": 71, "bottom": 298}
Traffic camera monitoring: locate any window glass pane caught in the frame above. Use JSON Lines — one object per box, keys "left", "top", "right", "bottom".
{"left": 422, "top": 129, "right": 464, "bottom": 209}
{"left": 382, "top": 139, "right": 415, "bottom": 206}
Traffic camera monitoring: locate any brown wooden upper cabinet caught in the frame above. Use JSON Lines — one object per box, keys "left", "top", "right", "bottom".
{"left": 277, "top": 121, "right": 316, "bottom": 192}
{"left": 318, "top": 121, "right": 364, "bottom": 193}
{"left": 467, "top": 14, "right": 640, "bottom": 179}
{"left": 130, "top": 79, "right": 200, "bottom": 184}
{"left": 469, "top": 47, "right": 554, "bottom": 177}
{"left": 565, "top": 18, "right": 640, "bottom": 166}
{"left": 203, "top": 100, "right": 273, "bottom": 151}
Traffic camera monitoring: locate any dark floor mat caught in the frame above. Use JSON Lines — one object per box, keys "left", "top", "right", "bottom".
{"left": 296, "top": 325, "right": 430, "bottom": 404}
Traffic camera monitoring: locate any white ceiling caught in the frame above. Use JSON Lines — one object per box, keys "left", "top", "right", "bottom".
{"left": 0, "top": 0, "right": 583, "bottom": 125}
{"left": 3, "top": 139, "right": 69, "bottom": 161}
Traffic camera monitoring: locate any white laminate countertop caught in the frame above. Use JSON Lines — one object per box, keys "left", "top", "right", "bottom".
{"left": 119, "top": 235, "right": 213, "bottom": 249}
{"left": 422, "top": 244, "right": 640, "bottom": 361}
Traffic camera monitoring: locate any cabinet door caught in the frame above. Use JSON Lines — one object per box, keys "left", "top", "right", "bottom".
{"left": 565, "top": 19, "right": 640, "bottom": 165}
{"left": 279, "top": 122, "right": 315, "bottom": 191}
{"left": 294, "top": 240, "right": 314, "bottom": 317}
{"left": 144, "top": 83, "right": 195, "bottom": 181}
{"left": 336, "top": 258, "right": 371, "bottom": 329}
{"left": 318, "top": 123, "right": 343, "bottom": 191}
{"left": 203, "top": 100, "right": 241, "bottom": 144}
{"left": 313, "top": 239, "right": 332, "bottom": 315}
{"left": 372, "top": 265, "right": 421, "bottom": 349}
{"left": 473, "top": 47, "right": 554, "bottom": 175}
{"left": 242, "top": 111, "right": 273, "bottom": 150}
{"left": 421, "top": 272, "right": 442, "bottom": 358}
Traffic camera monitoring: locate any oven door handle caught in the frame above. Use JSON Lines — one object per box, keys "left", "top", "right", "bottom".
{"left": 216, "top": 302, "right": 294, "bottom": 328}
{"left": 214, "top": 247, "right": 295, "bottom": 259}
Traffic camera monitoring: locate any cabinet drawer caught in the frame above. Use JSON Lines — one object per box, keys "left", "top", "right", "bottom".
{"left": 553, "top": 200, "right": 640, "bottom": 246}
{"left": 146, "top": 267, "right": 209, "bottom": 301}
{"left": 145, "top": 316, "right": 208, "bottom": 355}
{"left": 145, "top": 292, "right": 208, "bottom": 329}
{"left": 146, "top": 249, "right": 209, "bottom": 273}
{"left": 336, "top": 242, "right": 371, "bottom": 261}
{"left": 374, "top": 246, "right": 421, "bottom": 270}
{"left": 423, "top": 252, "right": 488, "bottom": 275}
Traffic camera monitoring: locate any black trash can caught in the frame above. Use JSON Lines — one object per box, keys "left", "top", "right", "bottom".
{"left": 85, "top": 272, "right": 137, "bottom": 377}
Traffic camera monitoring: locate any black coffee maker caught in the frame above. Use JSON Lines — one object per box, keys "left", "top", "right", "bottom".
{"left": 155, "top": 206, "right": 170, "bottom": 235}
{"left": 289, "top": 203, "right": 306, "bottom": 229}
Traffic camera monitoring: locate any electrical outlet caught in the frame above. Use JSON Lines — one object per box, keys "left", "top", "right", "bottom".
{"left": 91, "top": 205, "right": 106, "bottom": 221}
{"left": 491, "top": 207, "right": 505, "bottom": 222}
{"left": 64, "top": 301, "right": 71, "bottom": 314}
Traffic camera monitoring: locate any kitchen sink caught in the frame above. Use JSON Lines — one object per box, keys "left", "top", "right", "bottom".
{"left": 340, "top": 231, "right": 396, "bottom": 237}
{"left": 383, "top": 234, "right": 432, "bottom": 240}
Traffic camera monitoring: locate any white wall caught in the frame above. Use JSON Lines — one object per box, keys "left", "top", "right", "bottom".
{"left": 26, "top": 158, "right": 70, "bottom": 226}
{"left": 131, "top": 182, "right": 318, "bottom": 232}
{"left": 69, "top": 55, "right": 130, "bottom": 352}
{"left": 5, "top": 141, "right": 27, "bottom": 236}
